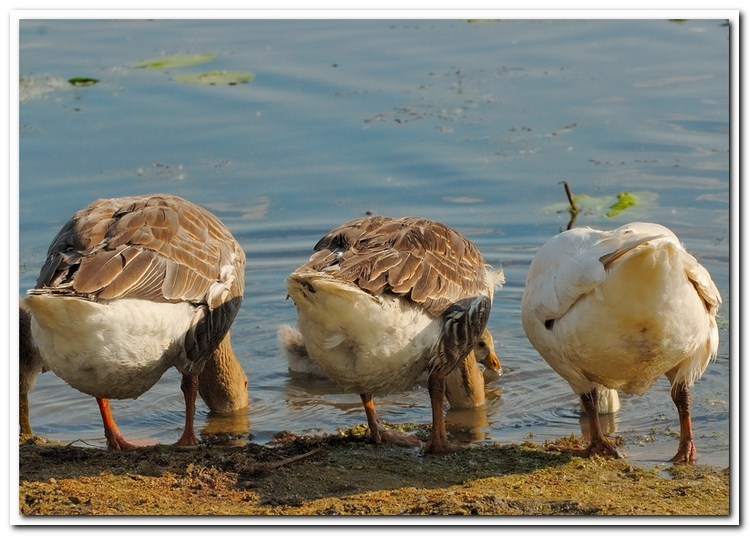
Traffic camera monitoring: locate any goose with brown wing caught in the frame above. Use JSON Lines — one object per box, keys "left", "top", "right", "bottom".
{"left": 286, "top": 216, "right": 503, "bottom": 454}
{"left": 25, "top": 194, "right": 247, "bottom": 449}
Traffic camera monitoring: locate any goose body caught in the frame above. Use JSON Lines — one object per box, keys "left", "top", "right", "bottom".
{"left": 286, "top": 216, "right": 503, "bottom": 454}
{"left": 25, "top": 194, "right": 247, "bottom": 449}
{"left": 279, "top": 324, "right": 501, "bottom": 409}
{"left": 28, "top": 297, "right": 196, "bottom": 399}
{"left": 289, "top": 274, "right": 443, "bottom": 394}
{"left": 521, "top": 222, "right": 720, "bottom": 463}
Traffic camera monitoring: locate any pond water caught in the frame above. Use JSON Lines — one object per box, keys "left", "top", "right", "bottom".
{"left": 17, "top": 18, "right": 731, "bottom": 470}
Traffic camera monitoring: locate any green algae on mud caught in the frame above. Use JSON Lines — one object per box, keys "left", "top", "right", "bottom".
{"left": 18, "top": 431, "right": 730, "bottom": 517}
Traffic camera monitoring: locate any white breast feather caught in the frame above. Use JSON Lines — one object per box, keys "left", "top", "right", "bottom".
{"left": 287, "top": 273, "right": 442, "bottom": 394}
{"left": 26, "top": 295, "right": 195, "bottom": 399}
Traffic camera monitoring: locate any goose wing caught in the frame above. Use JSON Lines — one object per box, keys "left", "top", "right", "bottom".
{"left": 680, "top": 249, "right": 722, "bottom": 315}
{"left": 33, "top": 194, "right": 245, "bottom": 305}
{"left": 527, "top": 222, "right": 720, "bottom": 324}
{"left": 297, "top": 216, "right": 494, "bottom": 317}
{"left": 527, "top": 224, "right": 667, "bottom": 324}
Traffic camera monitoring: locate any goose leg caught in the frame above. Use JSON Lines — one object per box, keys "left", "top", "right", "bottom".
{"left": 96, "top": 398, "right": 137, "bottom": 450}
{"left": 580, "top": 390, "right": 621, "bottom": 458}
{"left": 20, "top": 392, "right": 32, "bottom": 436}
{"left": 360, "top": 393, "right": 422, "bottom": 448}
{"left": 175, "top": 372, "right": 199, "bottom": 447}
{"left": 361, "top": 393, "right": 383, "bottom": 443}
{"left": 668, "top": 381, "right": 697, "bottom": 464}
{"left": 18, "top": 393, "right": 33, "bottom": 435}
{"left": 423, "top": 370, "right": 459, "bottom": 454}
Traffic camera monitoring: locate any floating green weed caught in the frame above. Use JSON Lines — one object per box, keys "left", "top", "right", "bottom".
{"left": 132, "top": 54, "right": 217, "bottom": 69}
{"left": 606, "top": 192, "right": 639, "bottom": 217}
{"left": 68, "top": 78, "right": 99, "bottom": 87}
{"left": 173, "top": 71, "right": 255, "bottom": 85}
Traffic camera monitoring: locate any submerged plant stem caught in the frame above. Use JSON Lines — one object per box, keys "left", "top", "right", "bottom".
{"left": 562, "top": 181, "right": 579, "bottom": 230}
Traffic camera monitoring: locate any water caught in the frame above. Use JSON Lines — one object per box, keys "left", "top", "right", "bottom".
{"left": 17, "top": 18, "right": 730, "bottom": 469}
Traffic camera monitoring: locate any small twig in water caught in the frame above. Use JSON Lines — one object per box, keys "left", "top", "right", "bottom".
{"left": 562, "top": 181, "right": 579, "bottom": 215}
{"left": 561, "top": 181, "right": 579, "bottom": 230}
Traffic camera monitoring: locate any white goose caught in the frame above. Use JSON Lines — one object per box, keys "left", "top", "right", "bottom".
{"left": 521, "top": 222, "right": 721, "bottom": 463}
{"left": 279, "top": 324, "right": 501, "bottom": 409}
{"left": 25, "top": 194, "right": 247, "bottom": 449}
{"left": 285, "top": 216, "right": 503, "bottom": 454}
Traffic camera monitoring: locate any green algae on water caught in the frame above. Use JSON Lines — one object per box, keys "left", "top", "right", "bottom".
{"left": 173, "top": 71, "right": 255, "bottom": 85}
{"left": 68, "top": 77, "right": 99, "bottom": 87}
{"left": 606, "top": 192, "right": 639, "bottom": 217}
{"left": 132, "top": 54, "right": 217, "bottom": 69}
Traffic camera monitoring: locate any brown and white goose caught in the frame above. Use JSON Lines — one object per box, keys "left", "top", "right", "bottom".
{"left": 279, "top": 324, "right": 501, "bottom": 409}
{"left": 25, "top": 194, "right": 247, "bottom": 449}
{"left": 521, "top": 222, "right": 720, "bottom": 463}
{"left": 285, "top": 216, "right": 504, "bottom": 454}
{"left": 19, "top": 298, "right": 45, "bottom": 436}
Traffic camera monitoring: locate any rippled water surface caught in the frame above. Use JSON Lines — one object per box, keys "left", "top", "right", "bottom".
{"left": 18, "top": 18, "right": 731, "bottom": 469}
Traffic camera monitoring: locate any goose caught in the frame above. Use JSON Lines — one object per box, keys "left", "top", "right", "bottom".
{"left": 521, "top": 222, "right": 720, "bottom": 463}
{"left": 279, "top": 324, "right": 501, "bottom": 409}
{"left": 285, "top": 216, "right": 503, "bottom": 454}
{"left": 25, "top": 194, "right": 247, "bottom": 449}
{"left": 19, "top": 298, "right": 45, "bottom": 436}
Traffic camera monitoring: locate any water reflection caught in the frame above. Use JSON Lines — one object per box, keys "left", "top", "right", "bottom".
{"left": 445, "top": 386, "right": 502, "bottom": 444}
{"left": 200, "top": 407, "right": 252, "bottom": 447}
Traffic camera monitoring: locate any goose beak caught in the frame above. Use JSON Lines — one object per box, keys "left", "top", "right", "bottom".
{"left": 480, "top": 349, "right": 502, "bottom": 382}
{"left": 481, "top": 349, "right": 501, "bottom": 372}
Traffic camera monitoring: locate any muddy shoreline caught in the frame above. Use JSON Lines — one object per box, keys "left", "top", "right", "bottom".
{"left": 17, "top": 428, "right": 731, "bottom": 518}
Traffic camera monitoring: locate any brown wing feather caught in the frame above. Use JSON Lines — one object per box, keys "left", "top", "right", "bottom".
{"left": 296, "top": 216, "right": 489, "bottom": 316}
{"left": 34, "top": 194, "right": 245, "bottom": 308}
{"left": 78, "top": 247, "right": 151, "bottom": 298}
